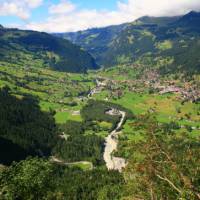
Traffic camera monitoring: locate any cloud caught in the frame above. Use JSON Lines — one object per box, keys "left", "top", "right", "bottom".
{"left": 26, "top": 0, "right": 43, "bottom": 9}
{"left": 18, "top": 0, "right": 200, "bottom": 32}
{"left": 0, "top": 0, "right": 43, "bottom": 20}
{"left": 49, "top": 0, "right": 76, "bottom": 15}
{"left": 118, "top": 0, "right": 200, "bottom": 18}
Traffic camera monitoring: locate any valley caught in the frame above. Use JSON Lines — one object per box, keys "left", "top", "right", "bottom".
{"left": 0, "top": 11, "right": 200, "bottom": 200}
{"left": 1, "top": 60, "right": 199, "bottom": 199}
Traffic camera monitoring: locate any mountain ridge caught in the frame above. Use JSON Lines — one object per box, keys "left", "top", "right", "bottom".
{"left": 54, "top": 23, "right": 128, "bottom": 64}
{"left": 57, "top": 11, "right": 200, "bottom": 74}
{"left": 0, "top": 27, "right": 99, "bottom": 73}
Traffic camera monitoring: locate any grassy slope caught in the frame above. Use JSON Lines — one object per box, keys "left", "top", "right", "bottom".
{"left": 55, "top": 23, "right": 127, "bottom": 65}
{"left": 0, "top": 61, "right": 95, "bottom": 124}
{"left": 104, "top": 12, "right": 200, "bottom": 74}
{"left": 93, "top": 66, "right": 200, "bottom": 198}
{"left": 0, "top": 27, "right": 98, "bottom": 73}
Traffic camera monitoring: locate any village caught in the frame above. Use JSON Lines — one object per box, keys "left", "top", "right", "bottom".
{"left": 92, "top": 69, "right": 200, "bottom": 103}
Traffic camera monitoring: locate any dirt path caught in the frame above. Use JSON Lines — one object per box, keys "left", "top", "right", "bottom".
{"left": 51, "top": 156, "right": 93, "bottom": 170}
{"left": 103, "top": 109, "right": 127, "bottom": 172}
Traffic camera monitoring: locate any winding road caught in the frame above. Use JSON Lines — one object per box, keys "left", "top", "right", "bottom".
{"left": 103, "top": 109, "right": 127, "bottom": 172}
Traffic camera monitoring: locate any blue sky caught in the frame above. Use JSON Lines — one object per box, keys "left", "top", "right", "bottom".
{"left": 71, "top": 0, "right": 125, "bottom": 10}
{"left": 0, "top": 0, "right": 199, "bottom": 32}
{"left": 0, "top": 0, "right": 127, "bottom": 26}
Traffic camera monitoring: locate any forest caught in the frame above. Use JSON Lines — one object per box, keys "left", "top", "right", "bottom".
{"left": 0, "top": 86, "right": 57, "bottom": 164}
{"left": 0, "top": 158, "right": 124, "bottom": 200}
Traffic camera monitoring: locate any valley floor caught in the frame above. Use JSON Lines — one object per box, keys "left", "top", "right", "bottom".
{"left": 0, "top": 64, "right": 200, "bottom": 200}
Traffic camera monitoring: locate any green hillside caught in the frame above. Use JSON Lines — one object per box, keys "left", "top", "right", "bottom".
{"left": 60, "top": 12, "right": 200, "bottom": 75}
{"left": 0, "top": 26, "right": 98, "bottom": 73}
{"left": 105, "top": 11, "right": 200, "bottom": 74}
{"left": 55, "top": 23, "right": 127, "bottom": 65}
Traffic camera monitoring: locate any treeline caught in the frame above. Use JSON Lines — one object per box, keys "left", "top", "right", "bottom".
{"left": 0, "top": 157, "right": 124, "bottom": 200}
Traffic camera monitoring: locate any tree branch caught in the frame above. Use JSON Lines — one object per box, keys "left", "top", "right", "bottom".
{"left": 156, "top": 174, "right": 182, "bottom": 194}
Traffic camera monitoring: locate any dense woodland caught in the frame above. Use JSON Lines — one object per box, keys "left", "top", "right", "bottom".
{"left": 0, "top": 88, "right": 125, "bottom": 199}
{"left": 0, "top": 158, "right": 124, "bottom": 200}
{"left": 0, "top": 87, "right": 57, "bottom": 164}
{"left": 0, "top": 88, "right": 118, "bottom": 166}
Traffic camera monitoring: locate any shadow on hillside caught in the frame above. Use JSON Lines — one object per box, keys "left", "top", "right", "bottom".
{"left": 0, "top": 86, "right": 57, "bottom": 165}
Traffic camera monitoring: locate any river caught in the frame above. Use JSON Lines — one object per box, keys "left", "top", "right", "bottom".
{"left": 103, "top": 109, "right": 127, "bottom": 172}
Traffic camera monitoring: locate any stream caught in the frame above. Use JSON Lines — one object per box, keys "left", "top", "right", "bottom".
{"left": 103, "top": 109, "right": 127, "bottom": 172}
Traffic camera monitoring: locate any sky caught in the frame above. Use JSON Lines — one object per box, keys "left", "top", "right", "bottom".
{"left": 0, "top": 0, "right": 200, "bottom": 32}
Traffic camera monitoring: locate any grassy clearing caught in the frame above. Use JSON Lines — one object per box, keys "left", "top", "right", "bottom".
{"left": 98, "top": 121, "right": 113, "bottom": 130}
{"left": 85, "top": 130, "right": 109, "bottom": 138}
{"left": 55, "top": 111, "right": 82, "bottom": 124}
{"left": 156, "top": 40, "right": 173, "bottom": 50}
{"left": 68, "top": 162, "right": 93, "bottom": 170}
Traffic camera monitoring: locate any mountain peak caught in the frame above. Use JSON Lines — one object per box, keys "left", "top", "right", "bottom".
{"left": 133, "top": 15, "right": 180, "bottom": 27}
{"left": 186, "top": 11, "right": 200, "bottom": 16}
{"left": 0, "top": 25, "right": 4, "bottom": 29}
{"left": 177, "top": 11, "right": 200, "bottom": 27}
{"left": 180, "top": 11, "right": 200, "bottom": 21}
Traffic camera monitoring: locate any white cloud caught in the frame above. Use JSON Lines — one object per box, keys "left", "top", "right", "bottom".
{"left": 0, "top": 2, "right": 29, "bottom": 20}
{"left": 25, "top": 0, "right": 43, "bottom": 9}
{"left": 49, "top": 0, "right": 76, "bottom": 15}
{"left": 0, "top": 0, "right": 43, "bottom": 20}
{"left": 12, "top": 0, "right": 200, "bottom": 32}
{"left": 118, "top": 0, "right": 200, "bottom": 18}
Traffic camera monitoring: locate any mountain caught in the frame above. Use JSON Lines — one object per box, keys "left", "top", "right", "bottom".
{"left": 59, "top": 12, "right": 200, "bottom": 74}
{"left": 134, "top": 15, "right": 180, "bottom": 26}
{"left": 176, "top": 11, "right": 200, "bottom": 28}
{"left": 0, "top": 27, "right": 99, "bottom": 73}
{"left": 54, "top": 23, "right": 128, "bottom": 64}
{"left": 105, "top": 12, "right": 200, "bottom": 73}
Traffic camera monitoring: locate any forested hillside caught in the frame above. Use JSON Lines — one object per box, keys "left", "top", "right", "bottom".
{"left": 0, "top": 26, "right": 98, "bottom": 73}
{"left": 60, "top": 11, "right": 200, "bottom": 75}
{"left": 104, "top": 11, "right": 200, "bottom": 74}
{"left": 0, "top": 87, "right": 57, "bottom": 165}
{"left": 55, "top": 23, "right": 127, "bottom": 64}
